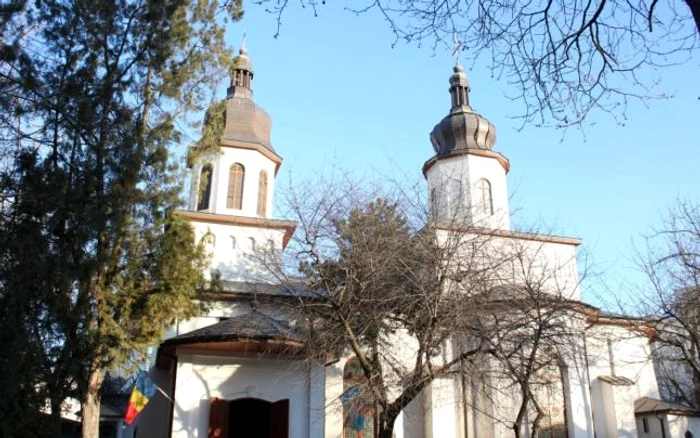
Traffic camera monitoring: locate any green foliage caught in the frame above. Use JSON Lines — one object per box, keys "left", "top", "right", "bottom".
{"left": 187, "top": 99, "right": 227, "bottom": 167}
{"left": 0, "top": 0, "right": 238, "bottom": 435}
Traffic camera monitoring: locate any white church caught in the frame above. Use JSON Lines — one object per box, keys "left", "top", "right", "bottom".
{"left": 135, "top": 45, "right": 700, "bottom": 438}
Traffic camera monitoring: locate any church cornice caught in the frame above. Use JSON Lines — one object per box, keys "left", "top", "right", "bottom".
{"left": 178, "top": 210, "right": 296, "bottom": 249}
{"left": 431, "top": 224, "right": 581, "bottom": 246}
{"left": 422, "top": 148, "right": 510, "bottom": 176}
{"left": 218, "top": 138, "right": 283, "bottom": 175}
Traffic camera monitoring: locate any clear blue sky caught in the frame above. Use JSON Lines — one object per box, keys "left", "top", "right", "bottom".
{"left": 208, "top": 3, "right": 700, "bottom": 307}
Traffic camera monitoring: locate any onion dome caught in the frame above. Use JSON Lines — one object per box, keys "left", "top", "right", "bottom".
{"left": 220, "top": 44, "right": 275, "bottom": 152}
{"left": 430, "top": 64, "right": 497, "bottom": 156}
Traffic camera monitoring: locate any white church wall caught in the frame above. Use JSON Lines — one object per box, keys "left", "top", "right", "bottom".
{"left": 171, "top": 353, "right": 317, "bottom": 438}
{"left": 636, "top": 414, "right": 667, "bottom": 438}
{"left": 435, "top": 229, "right": 580, "bottom": 301}
{"left": 426, "top": 154, "right": 510, "bottom": 230}
{"left": 424, "top": 377, "right": 463, "bottom": 438}
{"left": 586, "top": 324, "right": 660, "bottom": 397}
{"left": 190, "top": 219, "right": 286, "bottom": 283}
{"left": 587, "top": 324, "right": 660, "bottom": 437}
{"left": 324, "top": 358, "right": 345, "bottom": 438}
{"left": 666, "top": 414, "right": 700, "bottom": 438}
{"left": 563, "top": 338, "right": 596, "bottom": 438}
{"left": 191, "top": 147, "right": 277, "bottom": 218}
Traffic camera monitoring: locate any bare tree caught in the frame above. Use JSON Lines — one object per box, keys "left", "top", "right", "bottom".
{"left": 638, "top": 199, "right": 700, "bottom": 408}
{"left": 258, "top": 172, "right": 586, "bottom": 437}
{"left": 255, "top": 0, "right": 697, "bottom": 128}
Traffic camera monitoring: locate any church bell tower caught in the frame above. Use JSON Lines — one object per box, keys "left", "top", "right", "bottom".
{"left": 183, "top": 41, "right": 295, "bottom": 282}
{"left": 424, "top": 64, "right": 511, "bottom": 230}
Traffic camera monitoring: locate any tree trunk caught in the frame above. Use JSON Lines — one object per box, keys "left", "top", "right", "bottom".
{"left": 81, "top": 367, "right": 105, "bottom": 438}
{"left": 50, "top": 398, "right": 63, "bottom": 438}
{"left": 378, "top": 427, "right": 394, "bottom": 438}
{"left": 377, "top": 410, "right": 398, "bottom": 438}
{"left": 693, "top": 367, "right": 700, "bottom": 408}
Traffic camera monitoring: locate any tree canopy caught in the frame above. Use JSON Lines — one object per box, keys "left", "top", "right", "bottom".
{"left": 0, "top": 1, "right": 238, "bottom": 436}
{"left": 270, "top": 175, "right": 585, "bottom": 438}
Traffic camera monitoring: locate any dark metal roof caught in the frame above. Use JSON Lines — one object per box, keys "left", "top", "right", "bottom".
{"left": 162, "top": 311, "right": 304, "bottom": 346}
{"left": 219, "top": 280, "right": 316, "bottom": 299}
{"left": 635, "top": 397, "right": 700, "bottom": 417}
{"left": 222, "top": 97, "right": 275, "bottom": 152}
{"left": 598, "top": 375, "right": 635, "bottom": 386}
{"left": 429, "top": 66, "right": 497, "bottom": 158}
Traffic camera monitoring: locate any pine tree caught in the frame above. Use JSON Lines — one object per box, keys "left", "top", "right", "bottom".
{"left": 0, "top": 1, "right": 240, "bottom": 436}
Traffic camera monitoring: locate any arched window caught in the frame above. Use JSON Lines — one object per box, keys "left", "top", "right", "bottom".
{"left": 227, "top": 163, "right": 245, "bottom": 209}
{"left": 532, "top": 361, "right": 569, "bottom": 438}
{"left": 249, "top": 237, "right": 256, "bottom": 251}
{"left": 196, "top": 164, "right": 213, "bottom": 211}
{"left": 341, "top": 358, "right": 375, "bottom": 438}
{"left": 230, "top": 236, "right": 237, "bottom": 249}
{"left": 476, "top": 178, "right": 493, "bottom": 215}
{"left": 257, "top": 170, "right": 268, "bottom": 217}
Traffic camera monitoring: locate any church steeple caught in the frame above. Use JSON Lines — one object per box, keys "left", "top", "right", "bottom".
{"left": 227, "top": 38, "right": 254, "bottom": 99}
{"left": 188, "top": 38, "right": 281, "bottom": 220}
{"left": 449, "top": 64, "right": 471, "bottom": 110}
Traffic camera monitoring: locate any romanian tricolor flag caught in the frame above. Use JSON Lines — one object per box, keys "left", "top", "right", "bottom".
{"left": 124, "top": 370, "right": 158, "bottom": 425}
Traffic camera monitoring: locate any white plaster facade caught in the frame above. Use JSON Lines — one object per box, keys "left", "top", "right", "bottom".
{"left": 136, "top": 53, "right": 695, "bottom": 438}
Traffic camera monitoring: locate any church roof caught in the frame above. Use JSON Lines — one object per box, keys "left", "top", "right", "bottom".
{"left": 162, "top": 311, "right": 304, "bottom": 347}
{"left": 218, "top": 280, "right": 316, "bottom": 299}
{"left": 429, "top": 64, "right": 497, "bottom": 158}
{"left": 635, "top": 397, "right": 700, "bottom": 417}
{"left": 598, "top": 375, "right": 635, "bottom": 386}
{"left": 219, "top": 44, "right": 277, "bottom": 153}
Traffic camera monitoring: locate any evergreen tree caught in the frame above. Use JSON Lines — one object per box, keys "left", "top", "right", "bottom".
{"left": 0, "top": 1, "right": 239, "bottom": 436}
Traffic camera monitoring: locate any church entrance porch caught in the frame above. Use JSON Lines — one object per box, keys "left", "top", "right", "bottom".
{"left": 209, "top": 397, "right": 290, "bottom": 438}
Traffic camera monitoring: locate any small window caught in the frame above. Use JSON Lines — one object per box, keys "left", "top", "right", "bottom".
{"left": 257, "top": 170, "right": 268, "bottom": 217}
{"left": 267, "top": 239, "right": 275, "bottom": 251}
{"left": 430, "top": 188, "right": 438, "bottom": 219}
{"left": 476, "top": 178, "right": 493, "bottom": 215}
{"left": 660, "top": 418, "right": 667, "bottom": 438}
{"left": 249, "top": 237, "right": 256, "bottom": 251}
{"left": 642, "top": 417, "right": 649, "bottom": 433}
{"left": 227, "top": 163, "right": 245, "bottom": 209}
{"left": 197, "top": 164, "right": 213, "bottom": 211}
{"left": 230, "top": 236, "right": 237, "bottom": 249}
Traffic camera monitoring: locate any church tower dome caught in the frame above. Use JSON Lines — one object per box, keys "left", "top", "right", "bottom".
{"left": 429, "top": 64, "right": 497, "bottom": 156}
{"left": 221, "top": 44, "right": 275, "bottom": 152}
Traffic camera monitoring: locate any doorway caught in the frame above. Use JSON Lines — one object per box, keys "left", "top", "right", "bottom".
{"left": 208, "top": 397, "right": 289, "bottom": 438}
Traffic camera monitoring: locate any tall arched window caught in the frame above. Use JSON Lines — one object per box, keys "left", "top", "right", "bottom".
{"left": 227, "top": 163, "right": 245, "bottom": 209}
{"left": 341, "top": 358, "right": 375, "bottom": 438}
{"left": 257, "top": 170, "right": 268, "bottom": 217}
{"left": 430, "top": 188, "right": 438, "bottom": 220}
{"left": 532, "top": 361, "right": 569, "bottom": 438}
{"left": 476, "top": 178, "right": 493, "bottom": 215}
{"left": 196, "top": 164, "right": 213, "bottom": 211}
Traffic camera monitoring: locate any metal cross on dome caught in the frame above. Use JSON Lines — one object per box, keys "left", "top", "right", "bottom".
{"left": 452, "top": 32, "right": 462, "bottom": 65}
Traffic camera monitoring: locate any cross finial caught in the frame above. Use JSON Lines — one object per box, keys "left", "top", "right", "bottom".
{"left": 240, "top": 31, "right": 248, "bottom": 54}
{"left": 451, "top": 32, "right": 462, "bottom": 66}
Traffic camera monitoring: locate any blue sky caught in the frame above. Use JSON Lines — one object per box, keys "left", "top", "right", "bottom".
{"left": 208, "top": 3, "right": 699, "bottom": 306}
